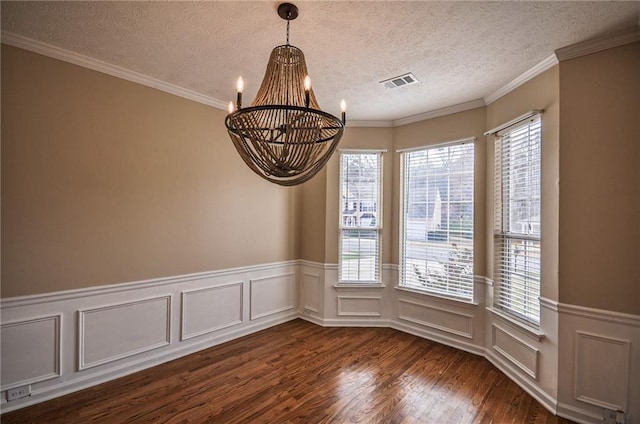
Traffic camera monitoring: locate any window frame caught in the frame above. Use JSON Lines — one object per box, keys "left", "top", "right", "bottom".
{"left": 338, "top": 150, "right": 384, "bottom": 285}
{"left": 493, "top": 116, "right": 542, "bottom": 326}
{"left": 398, "top": 139, "right": 475, "bottom": 301}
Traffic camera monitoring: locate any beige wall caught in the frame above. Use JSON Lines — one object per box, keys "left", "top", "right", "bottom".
{"left": 486, "top": 66, "right": 560, "bottom": 302}
{"left": 4, "top": 40, "right": 638, "bottom": 316}
{"left": 558, "top": 42, "right": 640, "bottom": 315}
{"left": 393, "top": 108, "right": 487, "bottom": 275}
{"left": 299, "top": 167, "right": 327, "bottom": 263}
{"left": 1, "top": 45, "right": 299, "bottom": 297}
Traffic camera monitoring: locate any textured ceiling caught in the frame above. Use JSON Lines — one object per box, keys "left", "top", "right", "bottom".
{"left": 2, "top": 1, "right": 639, "bottom": 122}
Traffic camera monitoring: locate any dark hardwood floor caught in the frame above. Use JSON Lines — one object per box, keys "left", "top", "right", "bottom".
{"left": 2, "top": 319, "right": 574, "bottom": 423}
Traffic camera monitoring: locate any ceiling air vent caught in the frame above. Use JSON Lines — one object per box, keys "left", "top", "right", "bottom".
{"left": 380, "top": 73, "right": 419, "bottom": 89}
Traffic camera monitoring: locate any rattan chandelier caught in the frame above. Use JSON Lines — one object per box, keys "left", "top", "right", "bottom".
{"left": 225, "top": 3, "right": 346, "bottom": 186}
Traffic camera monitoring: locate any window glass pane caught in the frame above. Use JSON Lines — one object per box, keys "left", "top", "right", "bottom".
{"left": 339, "top": 152, "right": 382, "bottom": 283}
{"left": 340, "top": 229, "right": 379, "bottom": 282}
{"left": 341, "top": 154, "right": 380, "bottom": 229}
{"left": 401, "top": 143, "right": 474, "bottom": 300}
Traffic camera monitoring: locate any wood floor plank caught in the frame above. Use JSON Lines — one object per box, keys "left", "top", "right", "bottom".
{"left": 1, "top": 320, "right": 575, "bottom": 424}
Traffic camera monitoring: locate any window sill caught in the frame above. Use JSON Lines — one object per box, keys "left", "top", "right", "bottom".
{"left": 486, "top": 307, "right": 545, "bottom": 341}
{"left": 394, "top": 286, "right": 478, "bottom": 308}
{"left": 334, "top": 283, "right": 385, "bottom": 290}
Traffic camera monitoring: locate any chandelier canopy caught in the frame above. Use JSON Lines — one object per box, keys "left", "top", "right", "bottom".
{"left": 225, "top": 3, "right": 346, "bottom": 186}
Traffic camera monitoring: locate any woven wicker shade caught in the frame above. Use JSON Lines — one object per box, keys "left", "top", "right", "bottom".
{"left": 225, "top": 4, "right": 345, "bottom": 186}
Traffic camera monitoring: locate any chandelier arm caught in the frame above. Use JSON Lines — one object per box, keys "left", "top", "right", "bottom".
{"left": 285, "top": 133, "right": 343, "bottom": 185}
{"left": 237, "top": 112, "right": 281, "bottom": 173}
{"left": 227, "top": 110, "right": 344, "bottom": 176}
{"left": 289, "top": 117, "right": 322, "bottom": 170}
{"left": 228, "top": 106, "right": 343, "bottom": 126}
{"left": 284, "top": 131, "right": 308, "bottom": 171}
{"left": 230, "top": 127, "right": 342, "bottom": 186}
{"left": 229, "top": 132, "right": 274, "bottom": 179}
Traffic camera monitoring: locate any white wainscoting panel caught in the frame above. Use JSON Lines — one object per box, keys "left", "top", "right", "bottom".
{"left": 398, "top": 298, "right": 474, "bottom": 339}
{"left": 249, "top": 273, "right": 296, "bottom": 320}
{"left": 78, "top": 296, "right": 172, "bottom": 370}
{"left": 491, "top": 323, "right": 539, "bottom": 379}
{"left": 0, "top": 261, "right": 299, "bottom": 413}
{"left": 1, "top": 315, "right": 61, "bottom": 390}
{"left": 574, "top": 331, "right": 630, "bottom": 411}
{"left": 301, "top": 272, "right": 321, "bottom": 313}
{"left": 181, "top": 282, "right": 243, "bottom": 340}
{"left": 556, "top": 302, "right": 640, "bottom": 423}
{"left": 337, "top": 296, "right": 382, "bottom": 317}
{"left": 4, "top": 258, "right": 637, "bottom": 424}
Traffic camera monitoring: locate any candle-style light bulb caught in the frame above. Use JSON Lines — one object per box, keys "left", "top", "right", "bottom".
{"left": 236, "top": 77, "right": 244, "bottom": 109}
{"left": 304, "top": 75, "right": 311, "bottom": 108}
{"left": 340, "top": 99, "right": 347, "bottom": 124}
{"left": 228, "top": 101, "right": 235, "bottom": 114}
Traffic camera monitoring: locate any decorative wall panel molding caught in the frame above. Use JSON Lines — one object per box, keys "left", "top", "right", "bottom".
{"left": 398, "top": 298, "right": 474, "bottom": 339}
{"left": 78, "top": 296, "right": 172, "bottom": 370}
{"left": 337, "top": 296, "right": 382, "bottom": 317}
{"left": 0, "top": 261, "right": 299, "bottom": 413}
{"left": 301, "top": 272, "right": 320, "bottom": 313}
{"left": 556, "top": 301, "right": 639, "bottom": 423}
{"left": 491, "top": 324, "right": 539, "bottom": 379}
{"left": 485, "top": 348, "right": 557, "bottom": 415}
{"left": 2, "top": 259, "right": 638, "bottom": 423}
{"left": 0, "top": 315, "right": 61, "bottom": 390}
{"left": 249, "top": 273, "right": 296, "bottom": 320}
{"left": 391, "top": 320, "right": 485, "bottom": 357}
{"left": 181, "top": 282, "right": 243, "bottom": 340}
{"left": 574, "top": 331, "right": 630, "bottom": 411}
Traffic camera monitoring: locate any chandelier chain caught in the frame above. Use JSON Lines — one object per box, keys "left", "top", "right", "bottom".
{"left": 286, "top": 19, "right": 290, "bottom": 45}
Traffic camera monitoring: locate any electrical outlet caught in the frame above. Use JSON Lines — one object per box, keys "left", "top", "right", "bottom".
{"left": 604, "top": 410, "right": 615, "bottom": 423}
{"left": 7, "top": 385, "right": 31, "bottom": 401}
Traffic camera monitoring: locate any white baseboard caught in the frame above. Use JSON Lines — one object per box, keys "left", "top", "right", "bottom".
{"left": 556, "top": 402, "right": 604, "bottom": 424}
{"left": 485, "top": 350, "right": 558, "bottom": 415}
{"left": 391, "top": 319, "right": 485, "bottom": 357}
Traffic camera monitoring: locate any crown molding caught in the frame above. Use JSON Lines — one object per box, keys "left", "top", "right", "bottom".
{"left": 555, "top": 27, "right": 640, "bottom": 62}
{"left": 4, "top": 27, "right": 636, "bottom": 129}
{"left": 393, "top": 99, "right": 486, "bottom": 127}
{"left": 347, "top": 120, "right": 394, "bottom": 128}
{"left": 1, "top": 31, "right": 229, "bottom": 111}
{"left": 484, "top": 53, "right": 558, "bottom": 105}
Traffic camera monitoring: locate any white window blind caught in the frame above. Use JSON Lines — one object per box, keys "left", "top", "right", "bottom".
{"left": 494, "top": 118, "right": 541, "bottom": 325}
{"left": 400, "top": 142, "right": 474, "bottom": 300}
{"left": 339, "top": 152, "right": 382, "bottom": 283}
